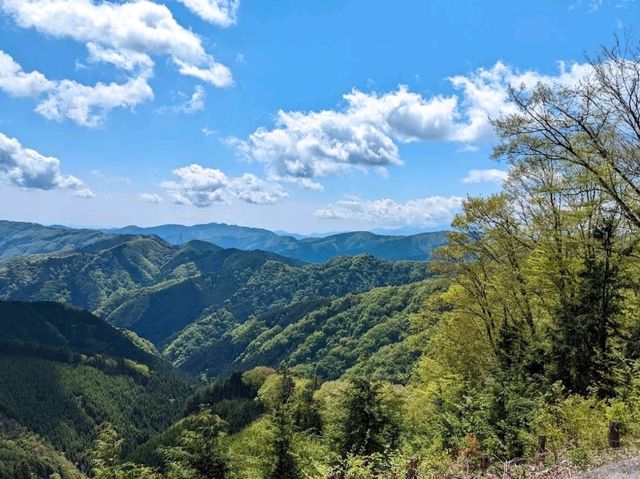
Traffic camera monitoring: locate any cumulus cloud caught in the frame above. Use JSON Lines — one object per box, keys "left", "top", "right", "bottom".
{"left": 178, "top": 0, "right": 240, "bottom": 27}
{"left": 0, "top": 51, "right": 53, "bottom": 97}
{"left": 0, "top": 49, "right": 154, "bottom": 127}
{"left": 0, "top": 132, "right": 93, "bottom": 197}
{"left": 314, "top": 195, "right": 463, "bottom": 227}
{"left": 0, "top": 0, "right": 236, "bottom": 125}
{"left": 138, "top": 192, "right": 163, "bottom": 203}
{"left": 234, "top": 61, "right": 594, "bottom": 187}
{"left": 0, "top": 0, "right": 232, "bottom": 86}
{"left": 462, "top": 168, "right": 509, "bottom": 184}
{"left": 36, "top": 74, "right": 154, "bottom": 128}
{"left": 161, "top": 163, "right": 288, "bottom": 207}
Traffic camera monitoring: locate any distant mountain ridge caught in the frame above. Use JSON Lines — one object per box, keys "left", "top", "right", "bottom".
{"left": 0, "top": 219, "right": 448, "bottom": 262}
{"left": 104, "top": 222, "right": 448, "bottom": 262}
{"left": 0, "top": 220, "right": 108, "bottom": 259}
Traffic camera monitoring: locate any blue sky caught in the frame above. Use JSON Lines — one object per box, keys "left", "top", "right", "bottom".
{"left": 0, "top": 0, "right": 636, "bottom": 233}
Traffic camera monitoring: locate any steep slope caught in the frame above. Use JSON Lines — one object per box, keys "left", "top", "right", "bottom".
{"left": 0, "top": 235, "right": 176, "bottom": 311}
{"left": 106, "top": 222, "right": 448, "bottom": 262}
{"left": 0, "top": 301, "right": 194, "bottom": 469}
{"left": 0, "top": 237, "right": 429, "bottom": 351}
{"left": 166, "top": 279, "right": 445, "bottom": 381}
{"left": 0, "top": 220, "right": 109, "bottom": 259}
{"left": 0, "top": 413, "right": 86, "bottom": 479}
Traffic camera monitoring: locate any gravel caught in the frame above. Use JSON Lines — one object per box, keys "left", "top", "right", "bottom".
{"left": 572, "top": 457, "right": 640, "bottom": 479}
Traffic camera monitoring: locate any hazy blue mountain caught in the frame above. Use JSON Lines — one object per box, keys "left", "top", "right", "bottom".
{"left": 105, "top": 222, "right": 448, "bottom": 262}
{"left": 0, "top": 220, "right": 448, "bottom": 263}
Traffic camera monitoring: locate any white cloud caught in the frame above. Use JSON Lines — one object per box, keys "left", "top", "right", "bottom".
{"left": 0, "top": 132, "right": 93, "bottom": 197}
{"left": 138, "top": 192, "right": 162, "bottom": 203}
{"left": 0, "top": 50, "right": 153, "bottom": 127}
{"left": 86, "top": 42, "right": 154, "bottom": 72}
{"left": 178, "top": 0, "right": 240, "bottom": 27}
{"left": 158, "top": 86, "right": 205, "bottom": 114}
{"left": 174, "top": 59, "right": 233, "bottom": 88}
{"left": 314, "top": 195, "right": 463, "bottom": 227}
{"left": 183, "top": 86, "right": 206, "bottom": 113}
{"left": 0, "top": 0, "right": 239, "bottom": 123}
{"left": 228, "top": 173, "right": 288, "bottom": 205}
{"left": 234, "top": 61, "right": 594, "bottom": 187}
{"left": 0, "top": 51, "right": 53, "bottom": 97}
{"left": 0, "top": 0, "right": 234, "bottom": 125}
{"left": 462, "top": 168, "right": 509, "bottom": 184}
{"left": 36, "top": 74, "right": 154, "bottom": 128}
{"left": 0, "top": 0, "right": 231, "bottom": 83}
{"left": 161, "top": 163, "right": 287, "bottom": 207}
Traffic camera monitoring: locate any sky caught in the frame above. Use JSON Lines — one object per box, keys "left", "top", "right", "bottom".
{"left": 0, "top": 0, "right": 637, "bottom": 234}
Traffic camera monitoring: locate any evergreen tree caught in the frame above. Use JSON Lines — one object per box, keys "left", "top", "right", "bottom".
{"left": 90, "top": 424, "right": 123, "bottom": 479}
{"left": 268, "top": 371, "right": 300, "bottom": 479}
{"left": 338, "top": 378, "right": 393, "bottom": 458}
{"left": 293, "top": 377, "right": 323, "bottom": 434}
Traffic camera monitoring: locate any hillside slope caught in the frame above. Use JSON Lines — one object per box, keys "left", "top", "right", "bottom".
{"left": 167, "top": 279, "right": 445, "bottom": 381}
{"left": 0, "top": 238, "right": 431, "bottom": 377}
{"left": 0, "top": 301, "right": 194, "bottom": 469}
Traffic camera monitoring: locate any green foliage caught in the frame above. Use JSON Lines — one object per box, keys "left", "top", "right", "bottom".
{"left": 0, "top": 301, "right": 193, "bottom": 468}
{"left": 0, "top": 414, "right": 85, "bottom": 479}
{"left": 185, "top": 372, "right": 263, "bottom": 433}
{"left": 265, "top": 372, "right": 300, "bottom": 479}
{"left": 336, "top": 378, "right": 397, "bottom": 459}
{"left": 160, "top": 409, "right": 229, "bottom": 479}
{"left": 175, "top": 280, "right": 440, "bottom": 382}
{"left": 0, "top": 235, "right": 431, "bottom": 380}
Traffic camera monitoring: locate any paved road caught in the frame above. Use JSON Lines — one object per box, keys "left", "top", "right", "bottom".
{"left": 573, "top": 457, "right": 640, "bottom": 478}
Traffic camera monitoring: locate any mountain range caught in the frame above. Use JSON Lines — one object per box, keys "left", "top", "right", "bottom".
{"left": 0, "top": 219, "right": 443, "bottom": 477}
{"left": 0, "top": 220, "right": 448, "bottom": 263}
{"left": 0, "top": 231, "right": 433, "bottom": 378}
{"left": 105, "top": 223, "right": 448, "bottom": 262}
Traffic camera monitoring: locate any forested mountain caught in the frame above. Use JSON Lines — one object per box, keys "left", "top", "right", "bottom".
{"left": 0, "top": 301, "right": 194, "bottom": 476}
{"left": 0, "top": 413, "right": 86, "bottom": 479}
{"left": 167, "top": 279, "right": 445, "bottom": 382}
{"left": 106, "top": 222, "right": 448, "bottom": 262}
{"left": 0, "top": 236, "right": 430, "bottom": 377}
{"left": 0, "top": 221, "right": 109, "bottom": 259}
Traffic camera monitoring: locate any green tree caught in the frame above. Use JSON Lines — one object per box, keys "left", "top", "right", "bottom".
{"left": 91, "top": 423, "right": 158, "bottom": 479}
{"left": 293, "top": 377, "right": 323, "bottom": 434}
{"left": 90, "top": 423, "right": 124, "bottom": 479}
{"left": 161, "top": 408, "right": 229, "bottom": 479}
{"left": 338, "top": 378, "right": 394, "bottom": 458}
{"left": 267, "top": 371, "right": 300, "bottom": 479}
